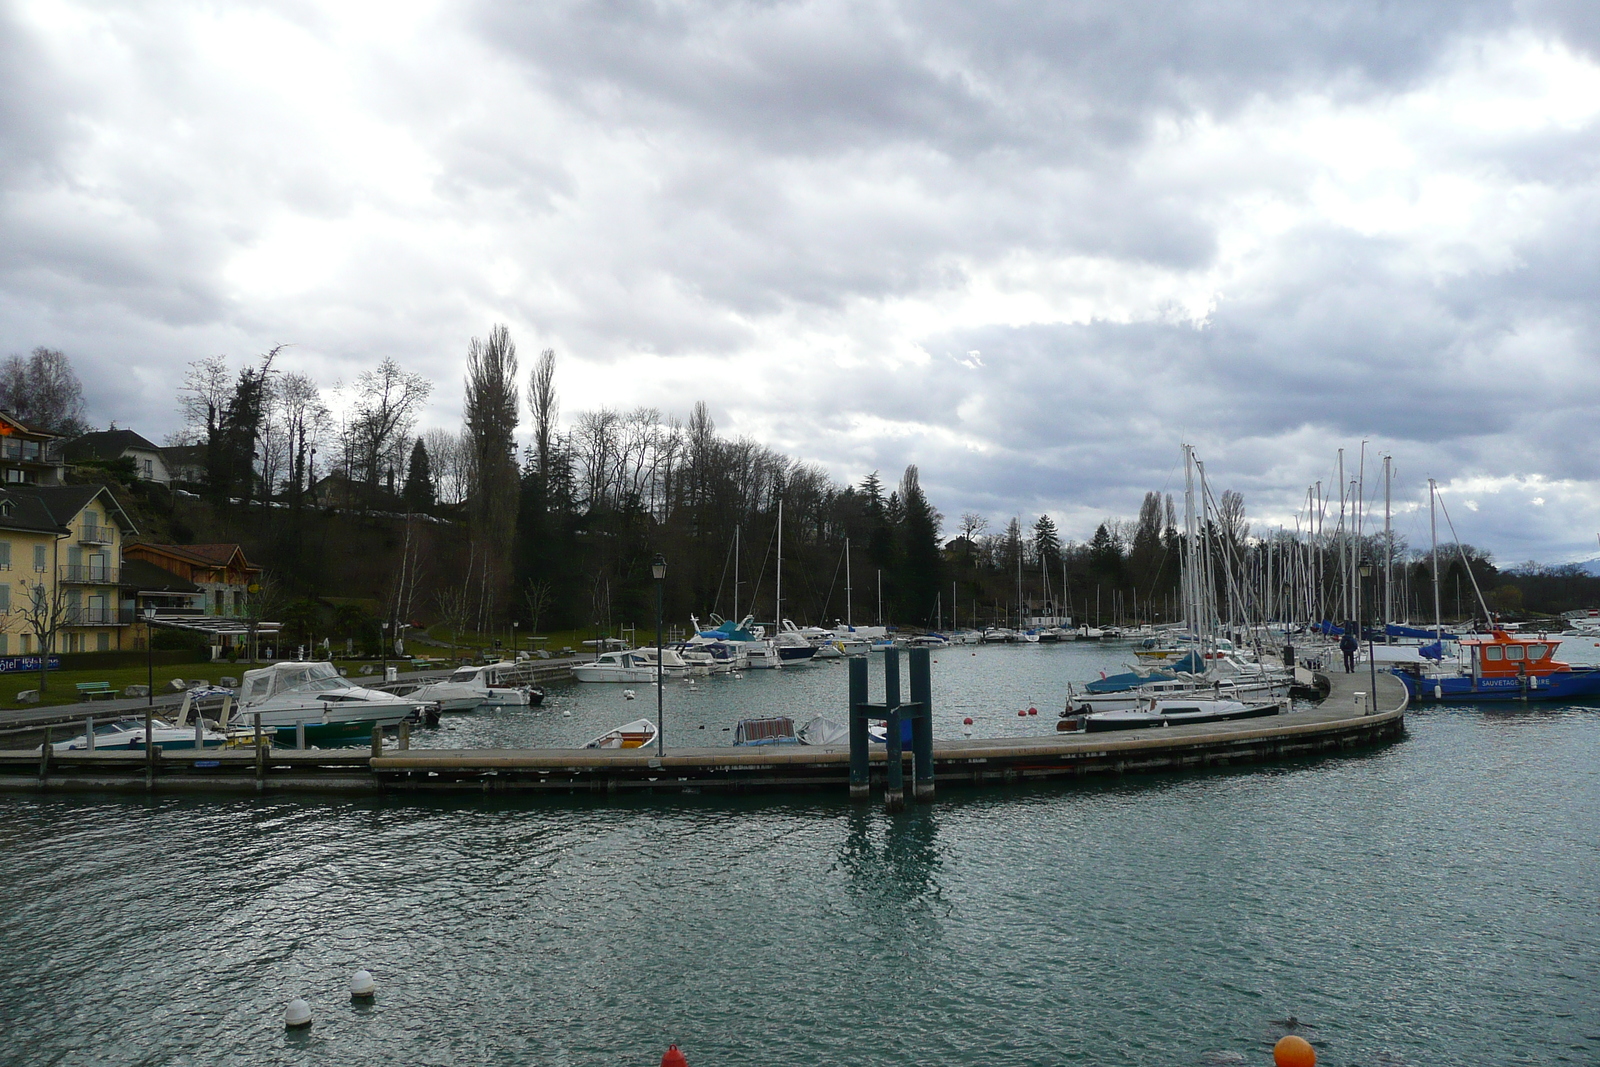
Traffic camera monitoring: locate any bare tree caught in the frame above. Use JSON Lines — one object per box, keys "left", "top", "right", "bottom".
{"left": 0, "top": 347, "right": 89, "bottom": 436}
{"left": 529, "top": 348, "right": 558, "bottom": 483}
{"left": 435, "top": 585, "right": 473, "bottom": 663}
{"left": 347, "top": 358, "right": 431, "bottom": 492}
{"left": 16, "top": 579, "right": 70, "bottom": 694}
{"left": 422, "top": 427, "right": 470, "bottom": 504}
{"left": 522, "top": 579, "right": 553, "bottom": 634}
{"left": 241, "top": 573, "right": 288, "bottom": 662}
{"left": 464, "top": 324, "right": 520, "bottom": 625}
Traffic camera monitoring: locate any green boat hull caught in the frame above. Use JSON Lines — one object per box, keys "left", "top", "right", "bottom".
{"left": 270, "top": 719, "right": 387, "bottom": 746}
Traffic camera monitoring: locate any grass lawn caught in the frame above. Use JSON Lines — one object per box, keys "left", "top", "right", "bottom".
{"left": 0, "top": 657, "right": 439, "bottom": 711}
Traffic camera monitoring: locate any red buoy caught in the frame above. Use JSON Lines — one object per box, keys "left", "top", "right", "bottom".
{"left": 1027, "top": 706, "right": 1038, "bottom": 716}
{"left": 962, "top": 717, "right": 974, "bottom": 725}
{"left": 1017, "top": 709, "right": 1027, "bottom": 717}
{"left": 662, "top": 1045, "right": 688, "bottom": 1067}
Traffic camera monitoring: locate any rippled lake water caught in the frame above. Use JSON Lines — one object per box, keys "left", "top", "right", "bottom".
{"left": 2, "top": 644, "right": 1597, "bottom": 1065}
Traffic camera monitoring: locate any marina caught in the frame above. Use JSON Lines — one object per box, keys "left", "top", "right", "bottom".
{"left": 1, "top": 644, "right": 1406, "bottom": 797}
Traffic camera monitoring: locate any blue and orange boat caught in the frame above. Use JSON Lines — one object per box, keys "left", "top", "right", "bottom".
{"left": 1393, "top": 630, "right": 1600, "bottom": 702}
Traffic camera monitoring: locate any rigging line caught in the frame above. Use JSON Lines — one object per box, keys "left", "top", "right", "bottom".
{"left": 816, "top": 539, "right": 847, "bottom": 623}
{"left": 1432, "top": 487, "right": 1495, "bottom": 622}
{"left": 709, "top": 527, "right": 736, "bottom": 619}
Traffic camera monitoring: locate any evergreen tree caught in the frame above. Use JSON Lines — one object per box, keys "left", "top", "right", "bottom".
{"left": 1032, "top": 514, "right": 1062, "bottom": 574}
{"left": 402, "top": 438, "right": 434, "bottom": 512}
{"left": 1088, "top": 522, "right": 1124, "bottom": 582}
{"left": 895, "top": 465, "right": 943, "bottom": 624}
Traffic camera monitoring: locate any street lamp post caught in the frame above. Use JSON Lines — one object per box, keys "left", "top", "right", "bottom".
{"left": 511, "top": 620, "right": 519, "bottom": 659}
{"left": 652, "top": 554, "right": 666, "bottom": 757}
{"left": 143, "top": 606, "right": 156, "bottom": 706}
{"left": 381, "top": 620, "right": 390, "bottom": 680}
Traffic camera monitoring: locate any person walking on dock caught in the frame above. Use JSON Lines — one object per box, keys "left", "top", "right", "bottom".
{"left": 1339, "top": 627, "right": 1358, "bottom": 673}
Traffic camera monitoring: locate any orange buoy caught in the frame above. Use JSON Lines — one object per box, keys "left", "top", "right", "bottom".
{"left": 661, "top": 1044, "right": 688, "bottom": 1067}
{"left": 1273, "top": 1034, "right": 1315, "bottom": 1067}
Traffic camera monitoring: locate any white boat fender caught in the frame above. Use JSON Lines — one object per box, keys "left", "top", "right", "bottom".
{"left": 623, "top": 690, "right": 636, "bottom": 700}
{"left": 350, "top": 970, "right": 376, "bottom": 999}
{"left": 284, "top": 998, "right": 313, "bottom": 1029}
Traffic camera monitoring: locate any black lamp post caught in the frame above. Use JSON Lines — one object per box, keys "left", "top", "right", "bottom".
{"left": 511, "top": 620, "right": 519, "bottom": 659}
{"left": 653, "top": 554, "right": 666, "bottom": 757}
{"left": 144, "top": 605, "right": 155, "bottom": 706}
{"left": 381, "top": 620, "right": 390, "bottom": 680}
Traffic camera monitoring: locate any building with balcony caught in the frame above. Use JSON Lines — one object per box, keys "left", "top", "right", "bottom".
{"left": 0, "top": 484, "right": 137, "bottom": 659}
{"left": 121, "top": 543, "right": 261, "bottom": 619}
{"left": 63, "top": 429, "right": 172, "bottom": 485}
{"left": 0, "top": 411, "right": 68, "bottom": 488}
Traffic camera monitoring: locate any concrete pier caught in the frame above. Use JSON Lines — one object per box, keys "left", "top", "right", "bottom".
{"left": 0, "top": 669, "right": 1405, "bottom": 797}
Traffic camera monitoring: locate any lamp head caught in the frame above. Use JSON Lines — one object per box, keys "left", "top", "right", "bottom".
{"left": 652, "top": 554, "right": 667, "bottom": 580}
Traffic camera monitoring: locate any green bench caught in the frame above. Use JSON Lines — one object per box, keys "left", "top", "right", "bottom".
{"left": 75, "top": 682, "right": 117, "bottom": 701}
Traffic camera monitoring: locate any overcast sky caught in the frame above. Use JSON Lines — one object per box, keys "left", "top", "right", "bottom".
{"left": 4, "top": 0, "right": 1599, "bottom": 565}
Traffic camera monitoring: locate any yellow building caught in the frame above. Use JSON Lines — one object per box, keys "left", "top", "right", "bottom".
{"left": 0, "top": 484, "right": 136, "bottom": 660}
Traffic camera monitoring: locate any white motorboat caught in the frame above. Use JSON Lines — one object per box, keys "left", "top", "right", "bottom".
{"left": 408, "top": 661, "right": 544, "bottom": 712}
{"left": 625, "top": 645, "right": 693, "bottom": 678}
{"left": 42, "top": 716, "right": 227, "bottom": 752}
{"left": 584, "top": 718, "right": 658, "bottom": 749}
{"left": 1083, "top": 698, "right": 1284, "bottom": 732}
{"left": 234, "top": 661, "right": 425, "bottom": 743}
{"left": 982, "top": 627, "right": 1017, "bottom": 643}
{"left": 570, "top": 650, "right": 662, "bottom": 683}
{"left": 782, "top": 620, "right": 841, "bottom": 659}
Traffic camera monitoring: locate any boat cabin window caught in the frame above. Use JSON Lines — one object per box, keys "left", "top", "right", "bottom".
{"left": 242, "top": 675, "right": 272, "bottom": 702}
{"left": 1482, "top": 646, "right": 1504, "bottom": 662}
{"left": 1503, "top": 645, "right": 1525, "bottom": 661}
{"left": 448, "top": 668, "right": 479, "bottom": 683}
{"left": 1526, "top": 644, "right": 1548, "bottom": 660}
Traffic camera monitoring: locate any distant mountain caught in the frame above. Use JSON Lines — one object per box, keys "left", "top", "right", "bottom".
{"left": 1581, "top": 559, "right": 1600, "bottom": 577}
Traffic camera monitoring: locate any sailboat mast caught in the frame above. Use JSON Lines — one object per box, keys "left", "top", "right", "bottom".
{"left": 1430, "top": 478, "right": 1442, "bottom": 641}
{"left": 734, "top": 525, "right": 740, "bottom": 622}
{"left": 845, "top": 537, "right": 852, "bottom": 627}
{"left": 775, "top": 497, "right": 782, "bottom": 629}
{"left": 1383, "top": 455, "right": 1392, "bottom": 632}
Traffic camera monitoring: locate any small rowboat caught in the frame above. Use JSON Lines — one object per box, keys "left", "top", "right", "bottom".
{"left": 584, "top": 718, "right": 659, "bottom": 749}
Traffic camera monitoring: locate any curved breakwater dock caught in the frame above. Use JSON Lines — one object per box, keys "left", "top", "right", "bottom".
{"left": 0, "top": 668, "right": 1406, "bottom": 797}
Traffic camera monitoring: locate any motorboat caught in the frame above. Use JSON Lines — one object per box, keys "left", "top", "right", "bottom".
{"left": 234, "top": 661, "right": 425, "bottom": 744}
{"left": 1393, "top": 630, "right": 1600, "bottom": 702}
{"left": 407, "top": 661, "right": 544, "bottom": 712}
{"left": 584, "top": 718, "right": 658, "bottom": 749}
{"left": 733, "top": 716, "right": 800, "bottom": 745}
{"left": 1083, "top": 698, "right": 1284, "bottom": 732}
{"left": 903, "top": 632, "right": 950, "bottom": 648}
{"left": 770, "top": 629, "right": 819, "bottom": 662}
{"left": 782, "top": 619, "right": 840, "bottom": 659}
{"left": 42, "top": 716, "right": 227, "bottom": 752}
{"left": 624, "top": 645, "right": 693, "bottom": 678}
{"left": 570, "top": 650, "right": 663, "bottom": 683}
{"left": 982, "top": 627, "right": 1017, "bottom": 643}
{"left": 687, "top": 614, "right": 779, "bottom": 669}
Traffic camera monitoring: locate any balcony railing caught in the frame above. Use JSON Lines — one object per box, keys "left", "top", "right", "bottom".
{"left": 66, "top": 607, "right": 133, "bottom": 626}
{"left": 78, "top": 524, "right": 115, "bottom": 544}
{"left": 58, "top": 565, "right": 119, "bottom": 585}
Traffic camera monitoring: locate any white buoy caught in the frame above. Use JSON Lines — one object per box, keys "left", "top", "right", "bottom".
{"left": 350, "top": 969, "right": 376, "bottom": 998}
{"left": 284, "top": 998, "right": 313, "bottom": 1029}
{"left": 623, "top": 689, "right": 636, "bottom": 700}
{"left": 562, "top": 710, "right": 571, "bottom": 717}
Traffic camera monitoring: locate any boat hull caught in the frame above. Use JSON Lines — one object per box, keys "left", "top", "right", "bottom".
{"left": 1085, "top": 702, "right": 1282, "bottom": 732}
{"left": 1394, "top": 666, "right": 1600, "bottom": 702}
